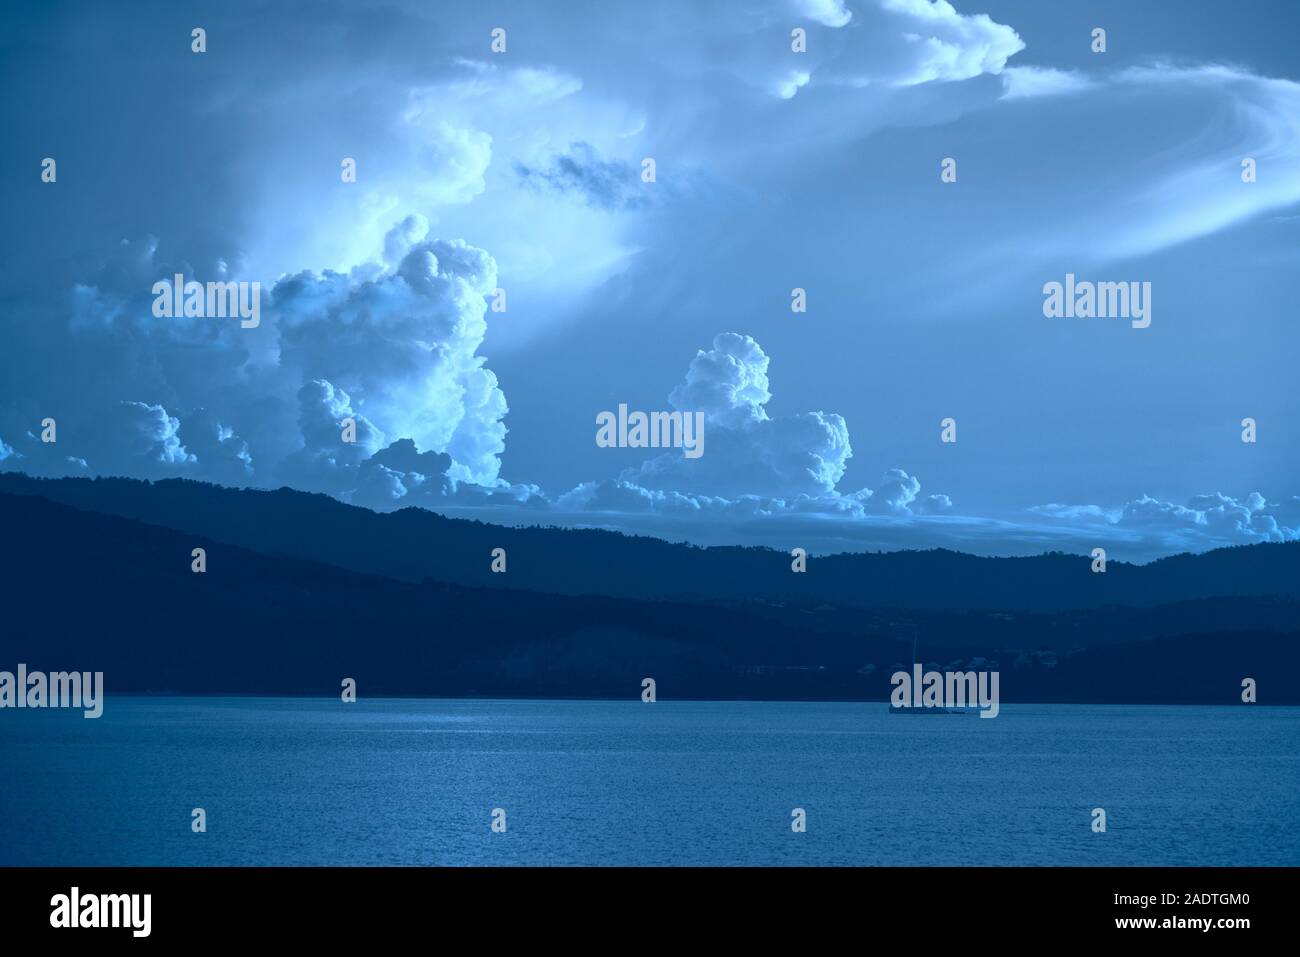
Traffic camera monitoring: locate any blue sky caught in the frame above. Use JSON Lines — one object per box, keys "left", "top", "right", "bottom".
{"left": 2, "top": 0, "right": 1298, "bottom": 560}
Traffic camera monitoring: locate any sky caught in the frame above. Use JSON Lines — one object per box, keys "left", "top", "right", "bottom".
{"left": 1, "top": 0, "right": 1298, "bottom": 561}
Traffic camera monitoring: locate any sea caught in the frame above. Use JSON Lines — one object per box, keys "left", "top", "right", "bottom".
{"left": 2, "top": 697, "right": 1296, "bottom": 866}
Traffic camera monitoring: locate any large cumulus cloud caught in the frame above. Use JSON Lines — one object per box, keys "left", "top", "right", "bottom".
{"left": 0, "top": 215, "right": 522, "bottom": 508}
{"left": 631, "top": 333, "right": 851, "bottom": 498}
{"left": 273, "top": 214, "right": 506, "bottom": 486}
{"left": 570, "top": 332, "right": 950, "bottom": 520}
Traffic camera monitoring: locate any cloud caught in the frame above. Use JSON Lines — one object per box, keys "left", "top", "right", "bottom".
{"left": 417, "top": 122, "right": 493, "bottom": 207}
{"left": 63, "top": 238, "right": 259, "bottom": 401}
{"left": 352, "top": 438, "right": 454, "bottom": 509}
{"left": 629, "top": 334, "right": 854, "bottom": 499}
{"left": 8, "top": 245, "right": 1298, "bottom": 562}
{"left": 382, "top": 213, "right": 430, "bottom": 266}
{"left": 272, "top": 225, "right": 506, "bottom": 485}
{"left": 351, "top": 437, "right": 545, "bottom": 511}
{"left": 830, "top": 0, "right": 1025, "bottom": 88}
{"left": 915, "top": 493, "right": 953, "bottom": 515}
{"left": 775, "top": 69, "right": 812, "bottom": 99}
{"left": 1101, "top": 64, "right": 1300, "bottom": 258}
{"left": 0, "top": 428, "right": 91, "bottom": 479}
{"left": 78, "top": 401, "right": 196, "bottom": 479}
{"left": 3, "top": 1, "right": 1296, "bottom": 567}
{"left": 0, "top": 235, "right": 277, "bottom": 486}
{"left": 862, "top": 467, "right": 921, "bottom": 514}
{"left": 556, "top": 479, "right": 725, "bottom": 515}
{"left": 514, "top": 143, "right": 652, "bottom": 210}
{"left": 177, "top": 409, "right": 254, "bottom": 486}
{"left": 566, "top": 334, "right": 952, "bottom": 525}
{"left": 546, "top": 0, "right": 1024, "bottom": 110}
{"left": 668, "top": 332, "right": 772, "bottom": 431}
{"left": 278, "top": 379, "right": 385, "bottom": 493}
{"left": 971, "top": 63, "right": 1300, "bottom": 270}
{"left": 526, "top": 335, "right": 1299, "bottom": 561}
{"left": 451, "top": 483, "right": 1300, "bottom": 565}
{"left": 1031, "top": 491, "right": 1300, "bottom": 552}
{"left": 1, "top": 211, "right": 518, "bottom": 502}
{"left": 1120, "top": 491, "right": 1293, "bottom": 543}
{"left": 1000, "top": 65, "right": 1095, "bottom": 101}
{"left": 1030, "top": 503, "right": 1122, "bottom": 523}
{"left": 793, "top": 0, "right": 853, "bottom": 28}
{"left": 277, "top": 328, "right": 955, "bottom": 526}
{"left": 427, "top": 61, "right": 585, "bottom": 113}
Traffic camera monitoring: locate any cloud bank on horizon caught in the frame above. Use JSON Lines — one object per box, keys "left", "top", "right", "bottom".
{"left": 2, "top": 0, "right": 1298, "bottom": 562}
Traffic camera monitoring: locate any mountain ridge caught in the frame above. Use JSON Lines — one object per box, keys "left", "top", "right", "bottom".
{"left": 1, "top": 483, "right": 1297, "bottom": 703}
{"left": 2, "top": 472, "right": 1298, "bottom": 614}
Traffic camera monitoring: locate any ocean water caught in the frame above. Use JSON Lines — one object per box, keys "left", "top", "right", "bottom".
{"left": 1, "top": 697, "right": 1296, "bottom": 866}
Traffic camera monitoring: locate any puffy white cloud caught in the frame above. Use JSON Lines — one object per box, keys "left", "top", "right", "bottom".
{"left": 2, "top": 208, "right": 526, "bottom": 507}
{"left": 1118, "top": 491, "right": 1295, "bottom": 543}
{"left": 915, "top": 493, "right": 953, "bottom": 515}
{"left": 278, "top": 380, "right": 385, "bottom": 493}
{"left": 630, "top": 334, "right": 854, "bottom": 499}
{"left": 889, "top": 0, "right": 1024, "bottom": 85}
{"left": 567, "top": 334, "right": 948, "bottom": 523}
{"left": 1031, "top": 491, "right": 1300, "bottom": 552}
{"left": 668, "top": 333, "right": 772, "bottom": 431}
{"left": 352, "top": 438, "right": 454, "bottom": 509}
{"left": 273, "top": 227, "right": 506, "bottom": 485}
{"left": 350, "top": 437, "right": 545, "bottom": 511}
{"left": 77, "top": 401, "right": 196, "bottom": 478}
{"left": 805, "top": 0, "right": 1024, "bottom": 89}
{"left": 713, "top": 0, "right": 1023, "bottom": 97}
{"left": 862, "top": 467, "right": 921, "bottom": 514}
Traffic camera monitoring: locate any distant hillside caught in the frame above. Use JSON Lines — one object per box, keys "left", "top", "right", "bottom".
{"left": 0, "top": 489, "right": 1296, "bottom": 703}
{"left": 2, "top": 473, "right": 1299, "bottom": 613}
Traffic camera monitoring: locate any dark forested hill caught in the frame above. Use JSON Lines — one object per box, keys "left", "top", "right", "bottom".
{"left": 3, "top": 473, "right": 1299, "bottom": 614}
{"left": 1, "top": 484, "right": 1296, "bottom": 703}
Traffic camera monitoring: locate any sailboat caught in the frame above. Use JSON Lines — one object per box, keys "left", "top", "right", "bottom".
{"left": 888, "top": 630, "right": 975, "bottom": 715}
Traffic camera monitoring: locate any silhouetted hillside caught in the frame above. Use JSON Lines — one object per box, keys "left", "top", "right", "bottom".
{"left": 3, "top": 473, "right": 1300, "bottom": 615}
{"left": 1, "top": 490, "right": 1295, "bottom": 703}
